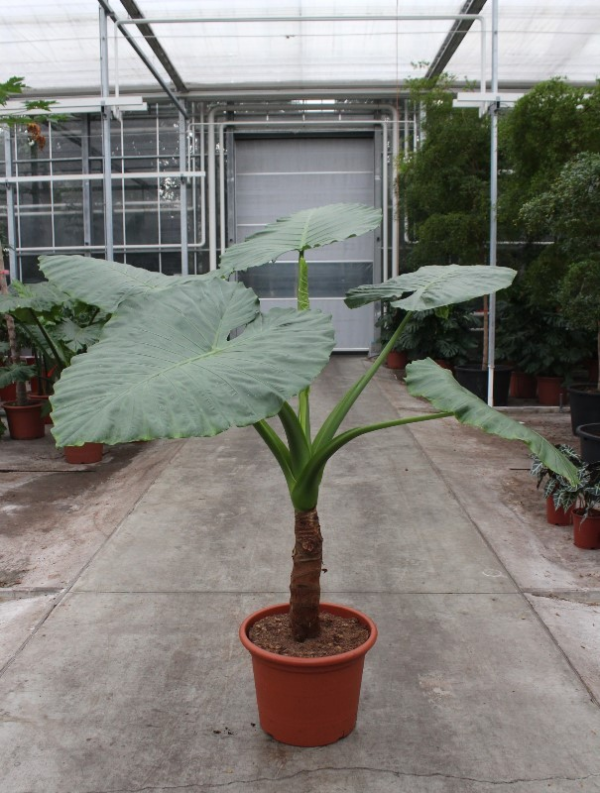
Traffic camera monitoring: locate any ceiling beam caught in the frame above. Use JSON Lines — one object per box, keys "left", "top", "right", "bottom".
{"left": 119, "top": 0, "right": 188, "bottom": 93}
{"left": 96, "top": 0, "right": 188, "bottom": 117}
{"left": 426, "top": 0, "right": 488, "bottom": 78}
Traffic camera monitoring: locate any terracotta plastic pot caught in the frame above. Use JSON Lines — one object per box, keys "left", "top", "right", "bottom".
{"left": 386, "top": 351, "right": 408, "bottom": 370}
{"left": 536, "top": 376, "right": 567, "bottom": 406}
{"left": 63, "top": 443, "right": 104, "bottom": 464}
{"left": 433, "top": 359, "right": 453, "bottom": 371}
{"left": 239, "top": 602, "right": 378, "bottom": 747}
{"left": 573, "top": 509, "right": 600, "bottom": 550}
{"left": 3, "top": 400, "right": 45, "bottom": 440}
{"left": 546, "top": 495, "right": 573, "bottom": 526}
{"left": 510, "top": 371, "right": 537, "bottom": 400}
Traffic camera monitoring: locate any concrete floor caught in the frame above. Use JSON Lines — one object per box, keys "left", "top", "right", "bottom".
{"left": 1, "top": 356, "right": 600, "bottom": 793}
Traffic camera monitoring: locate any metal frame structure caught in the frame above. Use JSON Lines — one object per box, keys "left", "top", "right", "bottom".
{"left": 2, "top": 0, "right": 508, "bottom": 392}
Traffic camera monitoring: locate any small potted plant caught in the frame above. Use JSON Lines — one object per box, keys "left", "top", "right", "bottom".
{"left": 397, "top": 304, "right": 480, "bottom": 371}
{"left": 530, "top": 444, "right": 582, "bottom": 525}
{"left": 0, "top": 278, "right": 107, "bottom": 457}
{"left": 375, "top": 304, "right": 408, "bottom": 369}
{"left": 531, "top": 445, "right": 600, "bottom": 548}
{"left": 41, "top": 204, "right": 578, "bottom": 746}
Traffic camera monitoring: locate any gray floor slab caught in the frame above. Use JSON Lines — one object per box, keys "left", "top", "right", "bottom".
{"left": 1, "top": 592, "right": 599, "bottom": 793}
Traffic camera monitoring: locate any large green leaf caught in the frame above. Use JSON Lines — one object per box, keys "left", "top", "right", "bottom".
{"left": 50, "top": 279, "right": 335, "bottom": 447}
{"left": 405, "top": 358, "right": 579, "bottom": 484}
{"left": 219, "top": 203, "right": 382, "bottom": 275}
{"left": 345, "top": 265, "right": 516, "bottom": 311}
{"left": 39, "top": 255, "right": 216, "bottom": 314}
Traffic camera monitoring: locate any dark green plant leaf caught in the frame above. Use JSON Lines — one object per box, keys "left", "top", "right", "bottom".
{"left": 53, "top": 318, "right": 104, "bottom": 353}
{"left": 219, "top": 203, "right": 382, "bottom": 275}
{"left": 345, "top": 265, "right": 516, "bottom": 310}
{"left": 0, "top": 281, "right": 69, "bottom": 316}
{"left": 405, "top": 358, "right": 579, "bottom": 484}
{"left": 50, "top": 279, "right": 335, "bottom": 447}
{"left": 0, "top": 363, "right": 36, "bottom": 388}
{"left": 39, "top": 255, "right": 217, "bottom": 313}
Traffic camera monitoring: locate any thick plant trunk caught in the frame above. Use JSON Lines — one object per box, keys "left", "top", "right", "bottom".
{"left": 289, "top": 507, "right": 323, "bottom": 642}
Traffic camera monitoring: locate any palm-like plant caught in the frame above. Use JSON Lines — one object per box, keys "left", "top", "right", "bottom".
{"left": 41, "top": 204, "right": 577, "bottom": 642}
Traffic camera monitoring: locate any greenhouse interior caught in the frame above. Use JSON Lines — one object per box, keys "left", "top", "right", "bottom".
{"left": 3, "top": 1, "right": 600, "bottom": 790}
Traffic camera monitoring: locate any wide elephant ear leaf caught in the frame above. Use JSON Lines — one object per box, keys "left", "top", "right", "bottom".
{"left": 219, "top": 203, "right": 382, "bottom": 275}
{"left": 50, "top": 279, "right": 335, "bottom": 447}
{"left": 345, "top": 265, "right": 516, "bottom": 311}
{"left": 39, "top": 254, "right": 217, "bottom": 313}
{"left": 405, "top": 358, "right": 579, "bottom": 484}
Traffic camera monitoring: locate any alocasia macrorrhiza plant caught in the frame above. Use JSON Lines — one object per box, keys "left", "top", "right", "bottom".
{"left": 39, "top": 203, "right": 577, "bottom": 642}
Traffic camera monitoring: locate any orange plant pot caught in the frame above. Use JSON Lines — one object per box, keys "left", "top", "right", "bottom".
{"left": 573, "top": 509, "right": 600, "bottom": 550}
{"left": 63, "top": 443, "right": 104, "bottom": 464}
{"left": 537, "top": 376, "right": 567, "bottom": 406}
{"left": 239, "top": 602, "right": 378, "bottom": 747}
{"left": 3, "top": 401, "right": 45, "bottom": 440}
{"left": 546, "top": 495, "right": 573, "bottom": 526}
{"left": 386, "top": 351, "right": 408, "bottom": 370}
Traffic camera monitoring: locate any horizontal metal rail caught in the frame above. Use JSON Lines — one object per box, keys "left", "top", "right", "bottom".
{"left": 4, "top": 171, "right": 205, "bottom": 185}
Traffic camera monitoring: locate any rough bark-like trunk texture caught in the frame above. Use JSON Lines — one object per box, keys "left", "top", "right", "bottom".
{"left": 289, "top": 507, "right": 323, "bottom": 642}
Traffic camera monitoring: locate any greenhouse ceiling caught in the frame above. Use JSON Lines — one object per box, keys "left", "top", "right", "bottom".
{"left": 1, "top": 0, "right": 599, "bottom": 99}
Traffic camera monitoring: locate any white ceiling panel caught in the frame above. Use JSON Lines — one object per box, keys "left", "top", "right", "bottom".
{"left": 0, "top": 1, "right": 598, "bottom": 98}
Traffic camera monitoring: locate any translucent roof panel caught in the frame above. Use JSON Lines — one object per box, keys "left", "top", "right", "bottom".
{"left": 1, "top": 1, "right": 599, "bottom": 97}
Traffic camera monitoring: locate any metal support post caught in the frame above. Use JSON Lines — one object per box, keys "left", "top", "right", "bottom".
{"left": 179, "top": 109, "right": 189, "bottom": 274}
{"left": 487, "top": 0, "right": 499, "bottom": 406}
{"left": 99, "top": 6, "right": 114, "bottom": 260}
{"left": 81, "top": 116, "right": 93, "bottom": 251}
{"left": 3, "top": 128, "right": 18, "bottom": 279}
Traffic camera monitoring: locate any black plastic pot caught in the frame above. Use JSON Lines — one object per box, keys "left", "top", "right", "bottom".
{"left": 454, "top": 365, "right": 513, "bottom": 406}
{"left": 576, "top": 423, "right": 600, "bottom": 464}
{"left": 568, "top": 384, "right": 600, "bottom": 435}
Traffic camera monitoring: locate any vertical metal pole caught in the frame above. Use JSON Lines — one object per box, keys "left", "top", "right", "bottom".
{"left": 3, "top": 128, "right": 18, "bottom": 279}
{"left": 208, "top": 109, "right": 217, "bottom": 271}
{"left": 81, "top": 116, "right": 92, "bottom": 251}
{"left": 99, "top": 6, "right": 114, "bottom": 260}
{"left": 179, "top": 109, "right": 189, "bottom": 274}
{"left": 487, "top": 0, "right": 499, "bottom": 406}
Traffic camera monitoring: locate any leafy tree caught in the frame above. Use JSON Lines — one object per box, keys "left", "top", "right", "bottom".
{"left": 398, "top": 75, "right": 492, "bottom": 267}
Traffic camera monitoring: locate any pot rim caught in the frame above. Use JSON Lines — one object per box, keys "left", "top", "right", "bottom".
{"left": 568, "top": 383, "right": 600, "bottom": 394}
{"left": 576, "top": 423, "right": 600, "bottom": 439}
{"left": 239, "top": 602, "right": 378, "bottom": 669}
{"left": 3, "top": 399, "right": 43, "bottom": 409}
